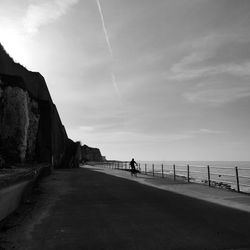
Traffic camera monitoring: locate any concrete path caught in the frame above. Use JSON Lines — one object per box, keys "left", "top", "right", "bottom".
{"left": 89, "top": 165, "right": 250, "bottom": 213}
{"left": 1, "top": 167, "right": 250, "bottom": 250}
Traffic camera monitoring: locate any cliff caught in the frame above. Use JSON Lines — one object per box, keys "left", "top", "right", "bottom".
{"left": 0, "top": 43, "right": 80, "bottom": 168}
{"left": 80, "top": 144, "right": 104, "bottom": 162}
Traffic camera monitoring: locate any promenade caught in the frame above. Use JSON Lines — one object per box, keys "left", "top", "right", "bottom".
{"left": 1, "top": 166, "right": 250, "bottom": 250}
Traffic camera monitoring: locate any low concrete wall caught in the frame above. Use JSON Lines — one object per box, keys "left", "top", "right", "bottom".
{"left": 0, "top": 165, "right": 51, "bottom": 222}
{"left": 0, "top": 180, "right": 30, "bottom": 221}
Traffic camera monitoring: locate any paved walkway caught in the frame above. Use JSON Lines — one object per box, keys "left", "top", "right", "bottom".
{"left": 1, "top": 166, "right": 250, "bottom": 250}
{"left": 89, "top": 165, "right": 250, "bottom": 213}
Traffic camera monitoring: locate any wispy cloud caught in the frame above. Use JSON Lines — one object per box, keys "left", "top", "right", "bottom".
{"left": 193, "top": 128, "right": 226, "bottom": 135}
{"left": 79, "top": 126, "right": 95, "bottom": 132}
{"left": 157, "top": 129, "right": 226, "bottom": 143}
{"left": 140, "top": 128, "right": 226, "bottom": 143}
{"left": 184, "top": 87, "right": 250, "bottom": 105}
{"left": 168, "top": 59, "right": 250, "bottom": 81}
{"left": 23, "top": 0, "right": 79, "bottom": 34}
{"left": 166, "top": 33, "right": 250, "bottom": 81}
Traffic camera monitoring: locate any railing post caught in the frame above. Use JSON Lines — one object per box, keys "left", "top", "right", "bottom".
{"left": 235, "top": 166, "right": 240, "bottom": 192}
{"left": 173, "top": 164, "right": 176, "bottom": 181}
{"left": 152, "top": 164, "right": 154, "bottom": 176}
{"left": 145, "top": 164, "right": 147, "bottom": 175}
{"left": 161, "top": 164, "right": 164, "bottom": 178}
{"left": 207, "top": 165, "right": 211, "bottom": 186}
{"left": 187, "top": 164, "right": 190, "bottom": 183}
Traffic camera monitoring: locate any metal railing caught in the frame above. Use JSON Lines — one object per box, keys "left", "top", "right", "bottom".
{"left": 88, "top": 161, "right": 250, "bottom": 193}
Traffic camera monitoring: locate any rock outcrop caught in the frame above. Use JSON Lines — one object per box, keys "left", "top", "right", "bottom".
{"left": 80, "top": 144, "right": 104, "bottom": 162}
{"left": 0, "top": 43, "right": 80, "bottom": 168}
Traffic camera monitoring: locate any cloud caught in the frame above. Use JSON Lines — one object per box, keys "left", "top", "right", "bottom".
{"left": 193, "top": 128, "right": 226, "bottom": 135}
{"left": 166, "top": 33, "right": 250, "bottom": 81}
{"left": 168, "top": 61, "right": 250, "bottom": 81}
{"left": 184, "top": 87, "right": 250, "bottom": 105}
{"left": 168, "top": 59, "right": 250, "bottom": 81}
{"left": 23, "top": 0, "right": 79, "bottom": 34}
{"left": 79, "top": 126, "right": 95, "bottom": 132}
{"left": 165, "top": 129, "right": 226, "bottom": 141}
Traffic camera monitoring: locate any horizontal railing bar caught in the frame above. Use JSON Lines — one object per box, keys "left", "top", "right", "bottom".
{"left": 209, "top": 167, "right": 235, "bottom": 170}
{"left": 168, "top": 166, "right": 234, "bottom": 170}
{"left": 239, "top": 175, "right": 250, "bottom": 179}
{"left": 171, "top": 165, "right": 187, "bottom": 168}
{"left": 189, "top": 170, "right": 206, "bottom": 174}
{"left": 188, "top": 165, "right": 206, "bottom": 168}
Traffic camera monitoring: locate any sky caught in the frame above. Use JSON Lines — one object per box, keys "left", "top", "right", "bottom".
{"left": 0, "top": 0, "right": 250, "bottom": 161}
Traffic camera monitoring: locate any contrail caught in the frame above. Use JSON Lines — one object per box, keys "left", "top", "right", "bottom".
{"left": 96, "top": 0, "right": 113, "bottom": 58}
{"left": 95, "top": 0, "right": 121, "bottom": 98}
{"left": 111, "top": 72, "right": 121, "bottom": 99}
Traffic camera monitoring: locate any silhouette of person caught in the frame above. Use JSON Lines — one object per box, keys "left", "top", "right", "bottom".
{"left": 130, "top": 158, "right": 138, "bottom": 177}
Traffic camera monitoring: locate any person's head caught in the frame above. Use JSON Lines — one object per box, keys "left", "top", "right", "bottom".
{"left": 132, "top": 158, "right": 134, "bottom": 161}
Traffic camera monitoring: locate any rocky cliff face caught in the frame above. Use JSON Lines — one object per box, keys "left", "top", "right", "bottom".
{"left": 80, "top": 144, "right": 104, "bottom": 162}
{"left": 0, "top": 76, "right": 39, "bottom": 163}
{"left": 0, "top": 43, "right": 80, "bottom": 168}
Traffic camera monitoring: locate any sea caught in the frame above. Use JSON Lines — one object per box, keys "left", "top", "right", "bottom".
{"left": 137, "top": 161, "right": 250, "bottom": 193}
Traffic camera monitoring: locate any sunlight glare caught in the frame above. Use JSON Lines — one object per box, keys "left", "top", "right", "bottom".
{"left": 0, "top": 28, "right": 30, "bottom": 66}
